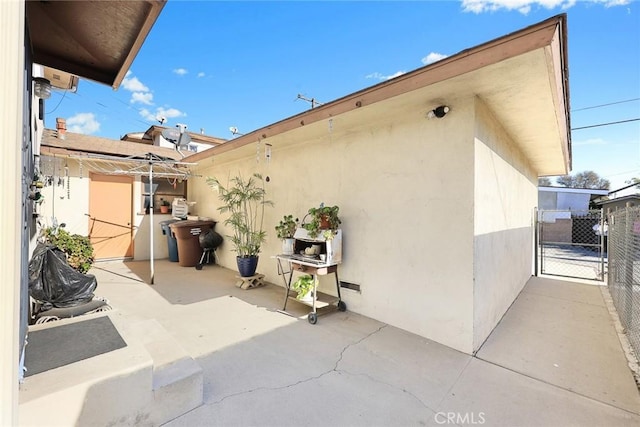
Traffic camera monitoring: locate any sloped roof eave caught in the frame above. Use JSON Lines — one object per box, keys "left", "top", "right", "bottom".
{"left": 184, "top": 14, "right": 570, "bottom": 176}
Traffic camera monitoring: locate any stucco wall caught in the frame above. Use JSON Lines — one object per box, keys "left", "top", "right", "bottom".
{"left": 190, "top": 98, "right": 477, "bottom": 353}
{"left": 557, "top": 192, "right": 590, "bottom": 211}
{"left": 472, "top": 97, "right": 537, "bottom": 351}
{"left": 37, "top": 161, "right": 90, "bottom": 236}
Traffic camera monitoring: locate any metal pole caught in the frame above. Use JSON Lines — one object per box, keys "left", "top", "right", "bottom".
{"left": 534, "top": 207, "right": 539, "bottom": 276}
{"left": 600, "top": 209, "right": 605, "bottom": 281}
{"left": 539, "top": 210, "right": 544, "bottom": 275}
{"left": 149, "top": 162, "right": 154, "bottom": 285}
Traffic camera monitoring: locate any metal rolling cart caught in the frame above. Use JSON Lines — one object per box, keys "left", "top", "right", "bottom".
{"left": 276, "top": 254, "right": 345, "bottom": 324}
{"left": 275, "top": 227, "right": 345, "bottom": 324}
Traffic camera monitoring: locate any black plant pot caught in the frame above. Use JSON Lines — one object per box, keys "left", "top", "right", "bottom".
{"left": 237, "top": 256, "right": 259, "bottom": 277}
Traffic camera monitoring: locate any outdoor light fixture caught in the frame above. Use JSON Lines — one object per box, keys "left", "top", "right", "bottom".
{"left": 427, "top": 105, "right": 450, "bottom": 119}
{"left": 33, "top": 77, "right": 51, "bottom": 99}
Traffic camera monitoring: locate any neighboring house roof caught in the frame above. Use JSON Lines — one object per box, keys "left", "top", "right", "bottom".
{"left": 184, "top": 14, "right": 571, "bottom": 176}
{"left": 538, "top": 186, "right": 609, "bottom": 196}
{"left": 121, "top": 126, "right": 227, "bottom": 146}
{"left": 26, "top": 0, "right": 166, "bottom": 89}
{"left": 597, "top": 194, "right": 640, "bottom": 207}
{"left": 40, "top": 129, "right": 184, "bottom": 161}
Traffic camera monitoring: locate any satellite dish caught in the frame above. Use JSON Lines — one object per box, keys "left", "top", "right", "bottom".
{"left": 161, "top": 127, "right": 191, "bottom": 149}
{"left": 177, "top": 132, "right": 191, "bottom": 148}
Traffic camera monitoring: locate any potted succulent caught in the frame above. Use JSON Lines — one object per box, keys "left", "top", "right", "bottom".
{"left": 207, "top": 173, "right": 273, "bottom": 277}
{"left": 275, "top": 214, "right": 298, "bottom": 255}
{"left": 303, "top": 203, "right": 341, "bottom": 239}
{"left": 291, "top": 274, "right": 316, "bottom": 302}
{"left": 159, "top": 199, "right": 171, "bottom": 214}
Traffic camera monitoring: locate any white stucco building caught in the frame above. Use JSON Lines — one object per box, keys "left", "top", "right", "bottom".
{"left": 183, "top": 15, "right": 572, "bottom": 355}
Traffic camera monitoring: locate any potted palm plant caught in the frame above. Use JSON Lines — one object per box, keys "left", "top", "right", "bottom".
{"left": 275, "top": 214, "right": 298, "bottom": 255}
{"left": 207, "top": 173, "right": 273, "bottom": 277}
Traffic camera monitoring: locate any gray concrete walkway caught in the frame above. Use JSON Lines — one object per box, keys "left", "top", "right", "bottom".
{"left": 90, "top": 261, "right": 640, "bottom": 426}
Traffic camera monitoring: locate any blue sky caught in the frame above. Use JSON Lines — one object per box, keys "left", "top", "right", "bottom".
{"left": 46, "top": 0, "right": 639, "bottom": 190}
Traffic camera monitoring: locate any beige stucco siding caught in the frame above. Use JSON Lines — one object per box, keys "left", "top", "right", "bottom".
{"left": 37, "top": 162, "right": 90, "bottom": 236}
{"left": 472, "top": 97, "right": 537, "bottom": 351}
{"left": 190, "top": 98, "right": 477, "bottom": 353}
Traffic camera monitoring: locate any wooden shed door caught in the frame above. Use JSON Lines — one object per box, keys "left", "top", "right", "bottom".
{"left": 89, "top": 173, "right": 134, "bottom": 259}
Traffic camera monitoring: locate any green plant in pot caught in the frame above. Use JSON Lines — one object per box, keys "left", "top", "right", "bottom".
{"left": 160, "top": 198, "right": 171, "bottom": 213}
{"left": 275, "top": 214, "right": 298, "bottom": 255}
{"left": 303, "top": 203, "right": 341, "bottom": 239}
{"left": 207, "top": 173, "right": 273, "bottom": 277}
{"left": 291, "top": 274, "right": 316, "bottom": 301}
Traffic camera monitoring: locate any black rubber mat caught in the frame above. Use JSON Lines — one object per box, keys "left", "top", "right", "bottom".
{"left": 24, "top": 316, "right": 127, "bottom": 377}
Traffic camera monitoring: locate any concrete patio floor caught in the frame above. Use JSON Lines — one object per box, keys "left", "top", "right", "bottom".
{"left": 26, "top": 260, "right": 640, "bottom": 426}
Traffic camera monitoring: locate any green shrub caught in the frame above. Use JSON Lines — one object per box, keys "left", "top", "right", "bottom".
{"left": 43, "top": 227, "right": 95, "bottom": 273}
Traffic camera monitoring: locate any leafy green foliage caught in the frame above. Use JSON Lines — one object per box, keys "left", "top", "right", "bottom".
{"left": 556, "top": 170, "right": 610, "bottom": 190}
{"left": 43, "top": 227, "right": 95, "bottom": 273}
{"left": 291, "top": 274, "right": 316, "bottom": 300}
{"left": 302, "top": 204, "right": 341, "bottom": 239}
{"left": 207, "top": 173, "right": 273, "bottom": 257}
{"left": 275, "top": 214, "right": 298, "bottom": 239}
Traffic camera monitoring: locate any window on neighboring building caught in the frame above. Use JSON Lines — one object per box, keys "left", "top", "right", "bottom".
{"left": 141, "top": 176, "right": 187, "bottom": 214}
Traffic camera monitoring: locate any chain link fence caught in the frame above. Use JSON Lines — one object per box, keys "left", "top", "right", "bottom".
{"left": 538, "top": 210, "right": 606, "bottom": 281}
{"left": 608, "top": 205, "right": 640, "bottom": 357}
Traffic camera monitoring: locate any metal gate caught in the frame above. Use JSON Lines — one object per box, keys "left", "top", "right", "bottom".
{"left": 536, "top": 209, "right": 606, "bottom": 281}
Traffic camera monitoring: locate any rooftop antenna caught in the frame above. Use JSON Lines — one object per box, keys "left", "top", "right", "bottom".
{"left": 157, "top": 116, "right": 166, "bottom": 125}
{"left": 296, "top": 93, "right": 323, "bottom": 108}
{"left": 160, "top": 123, "right": 191, "bottom": 158}
{"left": 229, "top": 126, "right": 244, "bottom": 137}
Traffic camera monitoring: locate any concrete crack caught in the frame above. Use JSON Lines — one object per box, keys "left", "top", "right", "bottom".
{"left": 211, "top": 324, "right": 388, "bottom": 405}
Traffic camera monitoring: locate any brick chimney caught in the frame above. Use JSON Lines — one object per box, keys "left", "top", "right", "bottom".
{"left": 56, "top": 118, "right": 66, "bottom": 140}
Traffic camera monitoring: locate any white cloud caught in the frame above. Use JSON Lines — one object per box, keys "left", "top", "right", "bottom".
{"left": 461, "top": 0, "right": 627, "bottom": 14}
{"left": 139, "top": 107, "right": 186, "bottom": 123}
{"left": 66, "top": 113, "right": 100, "bottom": 134}
{"left": 131, "top": 92, "right": 154, "bottom": 105}
{"left": 365, "top": 70, "right": 406, "bottom": 81}
{"left": 197, "top": 72, "right": 205, "bottom": 78}
{"left": 173, "top": 68, "right": 188, "bottom": 76}
{"left": 121, "top": 75, "right": 149, "bottom": 92}
{"left": 422, "top": 52, "right": 448, "bottom": 65}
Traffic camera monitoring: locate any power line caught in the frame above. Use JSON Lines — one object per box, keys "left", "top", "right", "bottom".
{"left": 572, "top": 98, "right": 640, "bottom": 112}
{"left": 45, "top": 89, "right": 68, "bottom": 114}
{"left": 571, "top": 118, "right": 640, "bottom": 131}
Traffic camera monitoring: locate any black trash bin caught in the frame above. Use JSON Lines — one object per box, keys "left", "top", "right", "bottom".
{"left": 159, "top": 219, "right": 181, "bottom": 262}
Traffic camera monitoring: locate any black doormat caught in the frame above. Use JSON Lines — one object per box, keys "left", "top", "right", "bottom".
{"left": 24, "top": 316, "right": 127, "bottom": 377}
